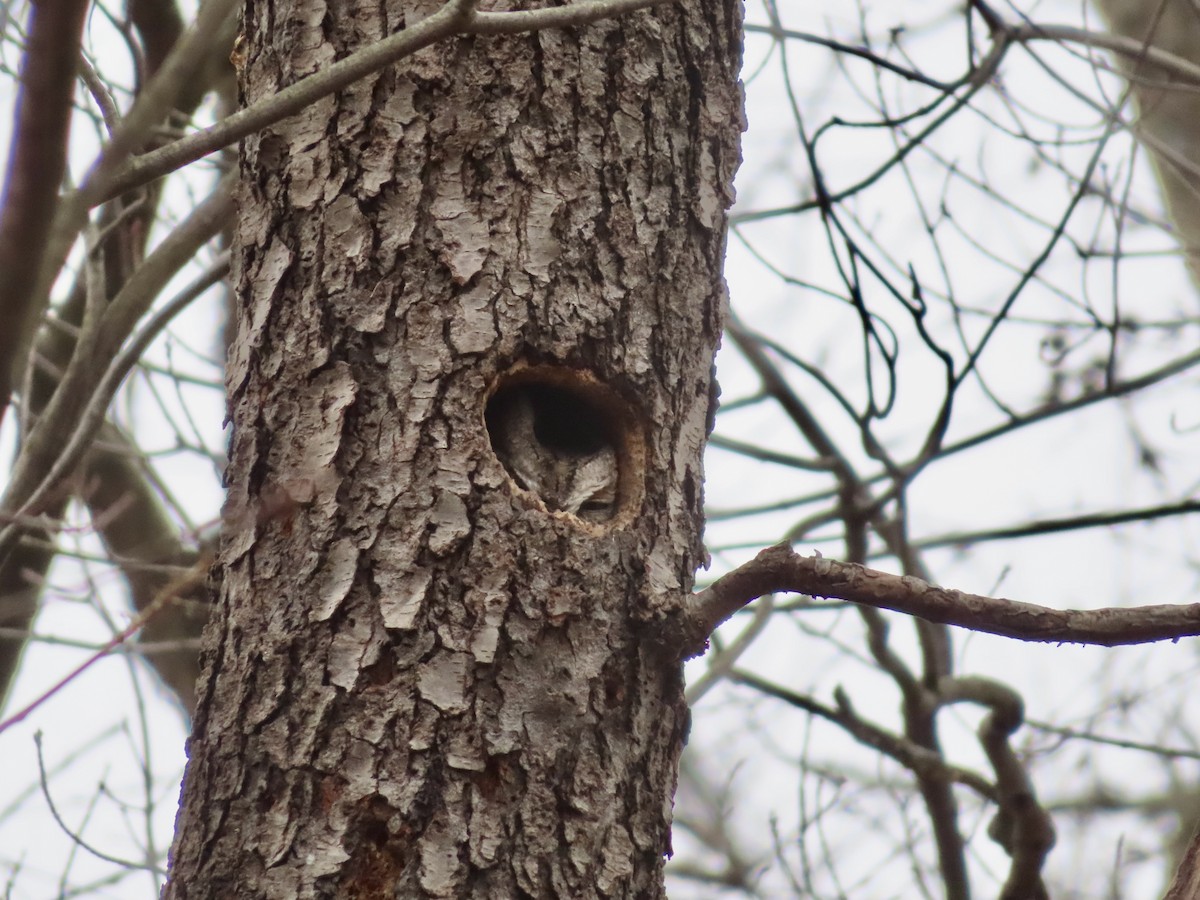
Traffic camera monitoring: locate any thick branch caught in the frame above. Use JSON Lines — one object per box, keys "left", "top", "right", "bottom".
{"left": 0, "top": 0, "right": 89, "bottom": 426}
{"left": 96, "top": 0, "right": 674, "bottom": 204}
{"left": 0, "top": 181, "right": 233, "bottom": 562}
{"left": 940, "top": 676, "right": 1055, "bottom": 898}
{"left": 680, "top": 543, "right": 1200, "bottom": 654}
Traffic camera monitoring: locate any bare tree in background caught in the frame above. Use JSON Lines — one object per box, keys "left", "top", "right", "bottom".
{"left": 2, "top": 0, "right": 1200, "bottom": 897}
{"left": 683, "top": 1, "right": 1200, "bottom": 897}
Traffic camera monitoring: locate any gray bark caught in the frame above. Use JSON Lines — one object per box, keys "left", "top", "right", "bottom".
{"left": 165, "top": 0, "right": 743, "bottom": 896}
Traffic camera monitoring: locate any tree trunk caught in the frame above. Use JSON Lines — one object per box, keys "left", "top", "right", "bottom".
{"left": 1092, "top": 0, "right": 1200, "bottom": 294}
{"left": 165, "top": 1, "right": 743, "bottom": 896}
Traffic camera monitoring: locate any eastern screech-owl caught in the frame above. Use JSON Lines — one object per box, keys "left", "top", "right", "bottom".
{"left": 489, "top": 385, "right": 617, "bottom": 522}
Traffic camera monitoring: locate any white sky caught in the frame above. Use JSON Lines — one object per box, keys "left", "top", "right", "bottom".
{"left": 2, "top": 0, "right": 1199, "bottom": 896}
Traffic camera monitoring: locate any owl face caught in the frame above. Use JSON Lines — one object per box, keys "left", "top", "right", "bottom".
{"left": 555, "top": 446, "right": 617, "bottom": 520}
{"left": 490, "top": 385, "right": 619, "bottom": 523}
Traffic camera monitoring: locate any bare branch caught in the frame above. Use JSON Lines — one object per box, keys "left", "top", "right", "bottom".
{"left": 0, "top": 0, "right": 89, "bottom": 425}
{"left": 0, "top": 180, "right": 233, "bottom": 561}
{"left": 681, "top": 543, "right": 1200, "bottom": 652}
{"left": 30, "top": 0, "right": 239, "bottom": 354}
{"left": 96, "top": 0, "right": 677, "bottom": 204}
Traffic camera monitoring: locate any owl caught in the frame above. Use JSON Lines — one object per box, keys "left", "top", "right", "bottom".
{"left": 489, "top": 385, "right": 618, "bottom": 522}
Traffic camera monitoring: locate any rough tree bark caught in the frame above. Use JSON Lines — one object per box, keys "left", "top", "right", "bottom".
{"left": 165, "top": 0, "right": 743, "bottom": 896}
